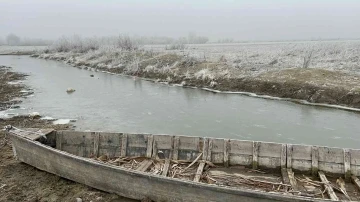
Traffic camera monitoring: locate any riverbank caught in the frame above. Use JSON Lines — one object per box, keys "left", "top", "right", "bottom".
{"left": 35, "top": 50, "right": 360, "bottom": 109}
{"left": 0, "top": 65, "right": 31, "bottom": 111}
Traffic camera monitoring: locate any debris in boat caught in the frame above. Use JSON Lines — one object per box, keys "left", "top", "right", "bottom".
{"left": 66, "top": 88, "right": 75, "bottom": 93}
{"left": 336, "top": 177, "right": 350, "bottom": 200}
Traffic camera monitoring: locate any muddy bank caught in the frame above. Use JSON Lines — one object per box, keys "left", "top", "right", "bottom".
{"left": 0, "top": 116, "right": 137, "bottom": 202}
{"left": 34, "top": 52, "right": 360, "bottom": 109}
{"left": 0, "top": 65, "right": 32, "bottom": 111}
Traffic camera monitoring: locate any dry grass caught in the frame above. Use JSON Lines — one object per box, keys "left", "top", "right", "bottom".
{"left": 257, "top": 68, "right": 360, "bottom": 91}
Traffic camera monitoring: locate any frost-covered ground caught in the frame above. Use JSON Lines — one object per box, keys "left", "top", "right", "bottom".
{"left": 144, "top": 40, "right": 360, "bottom": 73}
{"left": 0, "top": 45, "right": 47, "bottom": 54}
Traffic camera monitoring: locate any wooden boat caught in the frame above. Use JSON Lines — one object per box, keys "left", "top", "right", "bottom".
{"left": 6, "top": 127, "right": 360, "bottom": 201}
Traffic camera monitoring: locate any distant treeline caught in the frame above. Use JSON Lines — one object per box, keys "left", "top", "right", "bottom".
{"left": 0, "top": 32, "right": 211, "bottom": 46}
{"left": 0, "top": 33, "right": 245, "bottom": 47}
{"left": 0, "top": 33, "right": 53, "bottom": 46}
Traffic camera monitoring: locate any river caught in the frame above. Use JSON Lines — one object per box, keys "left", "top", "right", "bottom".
{"left": 1, "top": 55, "right": 360, "bottom": 148}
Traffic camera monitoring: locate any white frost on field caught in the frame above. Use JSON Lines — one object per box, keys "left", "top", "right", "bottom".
{"left": 0, "top": 46, "right": 47, "bottom": 54}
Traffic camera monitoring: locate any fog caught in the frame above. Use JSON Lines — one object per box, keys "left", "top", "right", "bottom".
{"left": 1, "top": 0, "right": 360, "bottom": 41}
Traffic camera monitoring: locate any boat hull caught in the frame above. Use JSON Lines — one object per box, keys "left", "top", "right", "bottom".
{"left": 9, "top": 133, "right": 319, "bottom": 202}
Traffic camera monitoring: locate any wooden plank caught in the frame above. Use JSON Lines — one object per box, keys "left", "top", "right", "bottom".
{"left": 207, "top": 138, "right": 213, "bottom": 161}
{"left": 11, "top": 128, "right": 54, "bottom": 141}
{"left": 147, "top": 135, "right": 154, "bottom": 158}
{"left": 287, "top": 169, "right": 298, "bottom": 191}
{"left": 311, "top": 146, "right": 319, "bottom": 176}
{"left": 93, "top": 132, "right": 100, "bottom": 157}
{"left": 318, "top": 147, "right": 344, "bottom": 164}
{"left": 252, "top": 141, "right": 259, "bottom": 169}
{"left": 120, "top": 134, "right": 128, "bottom": 157}
{"left": 351, "top": 175, "right": 360, "bottom": 191}
{"left": 152, "top": 141, "right": 158, "bottom": 159}
{"left": 162, "top": 159, "right": 170, "bottom": 177}
{"left": 56, "top": 132, "right": 62, "bottom": 150}
{"left": 202, "top": 138, "right": 209, "bottom": 161}
{"left": 281, "top": 168, "right": 290, "bottom": 185}
{"left": 286, "top": 144, "right": 293, "bottom": 169}
{"left": 344, "top": 149, "right": 351, "bottom": 180}
{"left": 193, "top": 161, "right": 205, "bottom": 182}
{"left": 258, "top": 142, "right": 282, "bottom": 158}
{"left": 136, "top": 160, "right": 153, "bottom": 172}
{"left": 292, "top": 145, "right": 312, "bottom": 160}
{"left": 172, "top": 136, "right": 179, "bottom": 160}
{"left": 318, "top": 171, "right": 339, "bottom": 201}
{"left": 280, "top": 144, "right": 286, "bottom": 169}
{"left": 224, "top": 139, "right": 230, "bottom": 167}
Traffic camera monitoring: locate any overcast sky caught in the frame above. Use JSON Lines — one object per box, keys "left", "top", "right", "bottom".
{"left": 1, "top": 0, "right": 359, "bottom": 41}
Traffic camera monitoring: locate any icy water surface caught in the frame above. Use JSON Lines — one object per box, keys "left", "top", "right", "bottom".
{"left": 1, "top": 55, "right": 360, "bottom": 148}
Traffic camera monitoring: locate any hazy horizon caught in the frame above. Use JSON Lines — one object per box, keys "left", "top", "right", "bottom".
{"left": 1, "top": 0, "right": 360, "bottom": 42}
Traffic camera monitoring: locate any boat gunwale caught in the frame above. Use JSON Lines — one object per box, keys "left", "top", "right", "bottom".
{"left": 58, "top": 130, "right": 360, "bottom": 151}
{"left": 8, "top": 130, "right": 329, "bottom": 202}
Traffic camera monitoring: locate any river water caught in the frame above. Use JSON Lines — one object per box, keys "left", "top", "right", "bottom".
{"left": 1, "top": 55, "right": 360, "bottom": 148}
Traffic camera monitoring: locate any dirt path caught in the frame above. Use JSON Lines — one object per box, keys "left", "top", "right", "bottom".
{"left": 0, "top": 67, "right": 138, "bottom": 202}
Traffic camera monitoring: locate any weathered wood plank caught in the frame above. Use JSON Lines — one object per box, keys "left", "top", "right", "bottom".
{"left": 152, "top": 141, "right": 158, "bottom": 159}
{"left": 162, "top": 159, "right": 170, "bottom": 177}
{"left": 202, "top": 138, "right": 209, "bottom": 161}
{"left": 11, "top": 128, "right": 54, "bottom": 141}
{"left": 173, "top": 136, "right": 179, "bottom": 160}
{"left": 281, "top": 168, "right": 290, "bottom": 185}
{"left": 207, "top": 138, "right": 213, "bottom": 161}
{"left": 120, "top": 134, "right": 128, "bottom": 157}
{"left": 287, "top": 169, "right": 298, "bottom": 191}
{"left": 344, "top": 149, "right": 351, "bottom": 180}
{"left": 93, "top": 132, "right": 100, "bottom": 157}
{"left": 146, "top": 135, "right": 154, "bottom": 158}
{"left": 224, "top": 139, "right": 230, "bottom": 167}
{"left": 136, "top": 160, "right": 153, "bottom": 172}
{"left": 291, "top": 145, "right": 312, "bottom": 160}
{"left": 280, "top": 144, "right": 286, "bottom": 169}
{"left": 258, "top": 142, "right": 282, "bottom": 158}
{"left": 318, "top": 147, "right": 344, "bottom": 164}
{"left": 252, "top": 142, "right": 259, "bottom": 169}
{"left": 286, "top": 144, "right": 293, "bottom": 169}
{"left": 351, "top": 175, "right": 360, "bottom": 191}
{"left": 194, "top": 161, "right": 205, "bottom": 182}
{"left": 311, "top": 146, "right": 319, "bottom": 176}
{"left": 318, "top": 171, "right": 339, "bottom": 201}
{"left": 56, "top": 132, "right": 62, "bottom": 150}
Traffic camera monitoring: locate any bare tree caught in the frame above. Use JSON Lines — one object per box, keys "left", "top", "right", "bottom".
{"left": 303, "top": 49, "right": 313, "bottom": 68}
{"left": 6, "top": 33, "right": 21, "bottom": 46}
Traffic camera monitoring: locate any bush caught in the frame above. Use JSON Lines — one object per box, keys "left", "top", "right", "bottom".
{"left": 115, "top": 35, "right": 138, "bottom": 51}
{"left": 50, "top": 35, "right": 100, "bottom": 53}
{"left": 166, "top": 43, "right": 186, "bottom": 50}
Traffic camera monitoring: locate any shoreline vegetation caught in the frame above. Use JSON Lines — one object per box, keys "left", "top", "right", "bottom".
{"left": 26, "top": 35, "right": 360, "bottom": 109}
